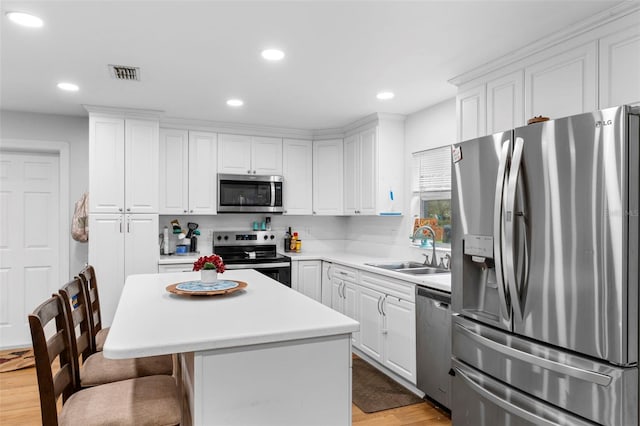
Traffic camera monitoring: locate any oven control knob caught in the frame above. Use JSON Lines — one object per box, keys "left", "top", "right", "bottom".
{"left": 224, "top": 236, "right": 229, "bottom": 240}
{"left": 270, "top": 235, "right": 275, "bottom": 240}
{"left": 264, "top": 235, "right": 268, "bottom": 240}
{"left": 216, "top": 236, "right": 222, "bottom": 241}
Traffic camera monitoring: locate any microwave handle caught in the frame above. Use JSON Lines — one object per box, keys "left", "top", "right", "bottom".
{"left": 271, "top": 182, "right": 276, "bottom": 207}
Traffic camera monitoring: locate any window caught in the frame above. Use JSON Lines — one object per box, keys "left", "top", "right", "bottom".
{"left": 412, "top": 146, "right": 452, "bottom": 249}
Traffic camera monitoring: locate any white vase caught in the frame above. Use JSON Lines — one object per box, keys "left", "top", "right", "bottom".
{"left": 200, "top": 269, "right": 218, "bottom": 283}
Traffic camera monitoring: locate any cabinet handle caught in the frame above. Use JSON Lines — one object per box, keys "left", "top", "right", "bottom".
{"left": 327, "top": 266, "right": 332, "bottom": 281}
{"left": 119, "top": 217, "right": 123, "bottom": 233}
{"left": 377, "top": 296, "right": 382, "bottom": 315}
{"left": 248, "top": 170, "right": 251, "bottom": 174}
{"left": 127, "top": 217, "right": 131, "bottom": 233}
{"left": 126, "top": 208, "right": 131, "bottom": 212}
{"left": 190, "top": 210, "right": 193, "bottom": 213}
{"left": 313, "top": 211, "right": 316, "bottom": 215}
{"left": 381, "top": 296, "right": 386, "bottom": 316}
{"left": 253, "top": 170, "right": 256, "bottom": 174}
{"left": 118, "top": 207, "right": 123, "bottom": 212}
{"left": 183, "top": 209, "right": 188, "bottom": 213}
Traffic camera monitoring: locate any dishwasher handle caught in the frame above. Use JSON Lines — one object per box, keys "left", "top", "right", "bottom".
{"left": 416, "top": 285, "right": 451, "bottom": 304}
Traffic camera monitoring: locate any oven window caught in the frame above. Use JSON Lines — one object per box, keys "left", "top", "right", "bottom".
{"left": 220, "top": 181, "right": 273, "bottom": 206}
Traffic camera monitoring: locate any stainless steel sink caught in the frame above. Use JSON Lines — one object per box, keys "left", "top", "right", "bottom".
{"left": 364, "top": 261, "right": 426, "bottom": 270}
{"left": 365, "top": 262, "right": 450, "bottom": 275}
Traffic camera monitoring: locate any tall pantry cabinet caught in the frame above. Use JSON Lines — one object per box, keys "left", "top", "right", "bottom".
{"left": 87, "top": 112, "right": 160, "bottom": 327}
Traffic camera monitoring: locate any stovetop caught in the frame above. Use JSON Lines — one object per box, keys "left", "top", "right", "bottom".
{"left": 212, "top": 230, "right": 288, "bottom": 264}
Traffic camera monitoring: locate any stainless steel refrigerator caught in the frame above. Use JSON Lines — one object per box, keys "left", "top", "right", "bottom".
{"left": 451, "top": 105, "right": 639, "bottom": 425}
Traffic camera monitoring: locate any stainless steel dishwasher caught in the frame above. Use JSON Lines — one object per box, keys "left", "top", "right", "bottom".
{"left": 416, "top": 284, "right": 452, "bottom": 410}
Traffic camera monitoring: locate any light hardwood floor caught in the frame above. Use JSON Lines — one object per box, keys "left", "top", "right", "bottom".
{"left": 1, "top": 351, "right": 451, "bottom": 425}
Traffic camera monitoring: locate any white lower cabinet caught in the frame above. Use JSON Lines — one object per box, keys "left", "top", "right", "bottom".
{"left": 88, "top": 213, "right": 159, "bottom": 327}
{"left": 331, "top": 267, "right": 359, "bottom": 347}
{"left": 358, "top": 273, "right": 417, "bottom": 384}
{"left": 292, "top": 260, "right": 322, "bottom": 302}
{"left": 321, "top": 261, "right": 333, "bottom": 307}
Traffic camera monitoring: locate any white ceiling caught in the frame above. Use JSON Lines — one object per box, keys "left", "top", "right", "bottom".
{"left": 1, "top": 1, "right": 622, "bottom": 130}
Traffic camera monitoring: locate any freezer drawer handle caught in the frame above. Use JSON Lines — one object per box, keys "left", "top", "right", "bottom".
{"left": 455, "top": 323, "right": 612, "bottom": 386}
{"left": 454, "top": 366, "right": 565, "bottom": 426}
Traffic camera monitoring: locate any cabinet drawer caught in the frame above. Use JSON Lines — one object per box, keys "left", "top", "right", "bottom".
{"left": 332, "top": 265, "right": 358, "bottom": 282}
{"left": 158, "top": 264, "right": 193, "bottom": 273}
{"left": 360, "top": 272, "right": 415, "bottom": 303}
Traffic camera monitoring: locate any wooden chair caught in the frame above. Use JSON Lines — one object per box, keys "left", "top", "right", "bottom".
{"left": 28, "top": 294, "right": 181, "bottom": 425}
{"left": 77, "top": 265, "right": 108, "bottom": 352}
{"left": 59, "top": 277, "right": 173, "bottom": 387}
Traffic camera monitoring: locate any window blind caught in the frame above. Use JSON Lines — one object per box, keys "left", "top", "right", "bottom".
{"left": 412, "top": 146, "right": 452, "bottom": 194}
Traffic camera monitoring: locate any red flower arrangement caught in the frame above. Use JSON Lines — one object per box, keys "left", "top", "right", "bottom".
{"left": 192, "top": 254, "right": 225, "bottom": 273}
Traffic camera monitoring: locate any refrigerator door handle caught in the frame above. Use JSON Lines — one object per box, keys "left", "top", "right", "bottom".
{"left": 454, "top": 365, "right": 566, "bottom": 426}
{"left": 455, "top": 323, "right": 612, "bottom": 386}
{"left": 506, "top": 136, "right": 525, "bottom": 320}
{"left": 493, "top": 139, "right": 511, "bottom": 321}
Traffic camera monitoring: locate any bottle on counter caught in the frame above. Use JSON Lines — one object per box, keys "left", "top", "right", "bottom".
{"left": 284, "top": 227, "right": 292, "bottom": 252}
{"left": 295, "top": 239, "right": 302, "bottom": 253}
{"left": 290, "top": 232, "right": 298, "bottom": 251}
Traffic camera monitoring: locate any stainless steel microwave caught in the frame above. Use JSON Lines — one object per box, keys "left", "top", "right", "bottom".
{"left": 217, "top": 174, "right": 284, "bottom": 213}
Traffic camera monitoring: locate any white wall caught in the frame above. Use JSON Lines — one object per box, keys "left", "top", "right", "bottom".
{"left": 345, "top": 97, "right": 456, "bottom": 262}
{"left": 0, "top": 110, "right": 89, "bottom": 278}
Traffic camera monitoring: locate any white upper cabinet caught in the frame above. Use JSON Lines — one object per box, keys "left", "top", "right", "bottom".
{"left": 282, "top": 139, "right": 313, "bottom": 215}
{"left": 188, "top": 131, "right": 217, "bottom": 214}
{"left": 525, "top": 41, "right": 597, "bottom": 120}
{"left": 456, "top": 85, "right": 486, "bottom": 142}
{"left": 313, "top": 139, "right": 343, "bottom": 215}
{"left": 343, "top": 117, "right": 404, "bottom": 216}
{"left": 453, "top": 7, "right": 639, "bottom": 138}
{"left": 159, "top": 130, "right": 217, "bottom": 214}
{"left": 218, "top": 134, "right": 282, "bottom": 175}
{"left": 159, "top": 129, "right": 189, "bottom": 214}
{"left": 89, "top": 115, "right": 158, "bottom": 214}
{"left": 344, "top": 128, "right": 377, "bottom": 215}
{"left": 599, "top": 24, "right": 640, "bottom": 108}
{"left": 486, "top": 71, "right": 524, "bottom": 134}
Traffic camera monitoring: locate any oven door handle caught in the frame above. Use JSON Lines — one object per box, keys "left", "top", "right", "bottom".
{"left": 225, "top": 262, "right": 291, "bottom": 269}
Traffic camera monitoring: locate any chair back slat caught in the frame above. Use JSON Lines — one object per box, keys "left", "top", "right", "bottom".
{"left": 79, "top": 265, "right": 103, "bottom": 350}
{"left": 29, "top": 295, "right": 80, "bottom": 426}
{"left": 59, "top": 278, "right": 93, "bottom": 364}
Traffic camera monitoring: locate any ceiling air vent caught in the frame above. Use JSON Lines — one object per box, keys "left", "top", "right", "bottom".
{"left": 108, "top": 64, "right": 140, "bottom": 81}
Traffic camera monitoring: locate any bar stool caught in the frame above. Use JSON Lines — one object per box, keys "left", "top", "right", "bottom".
{"left": 59, "top": 277, "right": 173, "bottom": 387}
{"left": 77, "top": 265, "right": 109, "bottom": 352}
{"left": 28, "top": 294, "right": 181, "bottom": 426}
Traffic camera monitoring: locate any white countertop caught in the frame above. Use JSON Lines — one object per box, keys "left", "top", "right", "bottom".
{"left": 158, "top": 251, "right": 452, "bottom": 293}
{"left": 104, "top": 269, "right": 359, "bottom": 359}
{"left": 286, "top": 251, "right": 452, "bottom": 293}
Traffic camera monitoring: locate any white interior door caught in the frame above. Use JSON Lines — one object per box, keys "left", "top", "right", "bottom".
{"left": 0, "top": 151, "right": 60, "bottom": 348}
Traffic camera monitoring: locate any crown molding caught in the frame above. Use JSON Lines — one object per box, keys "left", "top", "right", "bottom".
{"left": 448, "top": 2, "right": 640, "bottom": 87}
{"left": 83, "top": 104, "right": 164, "bottom": 119}
{"left": 160, "top": 116, "right": 314, "bottom": 139}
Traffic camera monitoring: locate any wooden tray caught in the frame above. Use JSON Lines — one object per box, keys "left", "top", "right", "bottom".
{"left": 166, "top": 280, "right": 247, "bottom": 296}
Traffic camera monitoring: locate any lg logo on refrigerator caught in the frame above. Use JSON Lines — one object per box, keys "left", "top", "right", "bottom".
{"left": 595, "top": 120, "right": 613, "bottom": 127}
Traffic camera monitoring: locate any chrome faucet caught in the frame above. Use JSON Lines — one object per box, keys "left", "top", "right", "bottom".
{"left": 412, "top": 225, "right": 438, "bottom": 267}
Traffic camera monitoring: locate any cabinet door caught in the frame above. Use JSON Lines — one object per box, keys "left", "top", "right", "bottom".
{"left": 331, "top": 279, "right": 343, "bottom": 313}
{"left": 218, "top": 134, "right": 252, "bottom": 174}
{"left": 88, "top": 214, "right": 124, "bottom": 327}
{"left": 599, "top": 24, "right": 640, "bottom": 108}
{"left": 298, "top": 260, "right": 322, "bottom": 302}
{"left": 486, "top": 71, "right": 524, "bottom": 134}
{"left": 358, "top": 128, "right": 377, "bottom": 215}
{"left": 358, "top": 286, "right": 384, "bottom": 363}
{"left": 252, "top": 136, "right": 283, "bottom": 175}
{"left": 525, "top": 41, "right": 597, "bottom": 120}
{"left": 188, "top": 131, "right": 217, "bottom": 214}
{"left": 313, "top": 139, "right": 343, "bottom": 215}
{"left": 321, "top": 262, "right": 333, "bottom": 307}
{"left": 343, "top": 281, "right": 360, "bottom": 347}
{"left": 89, "top": 116, "right": 125, "bottom": 213}
{"left": 159, "top": 129, "right": 189, "bottom": 214}
{"left": 383, "top": 296, "right": 417, "bottom": 383}
{"left": 343, "top": 134, "right": 358, "bottom": 215}
{"left": 125, "top": 119, "right": 159, "bottom": 213}
{"left": 124, "top": 214, "right": 159, "bottom": 278}
{"left": 282, "top": 139, "right": 313, "bottom": 215}
{"left": 456, "top": 85, "right": 486, "bottom": 142}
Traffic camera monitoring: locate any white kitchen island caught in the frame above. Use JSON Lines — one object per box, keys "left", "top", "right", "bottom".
{"left": 103, "top": 269, "right": 359, "bottom": 426}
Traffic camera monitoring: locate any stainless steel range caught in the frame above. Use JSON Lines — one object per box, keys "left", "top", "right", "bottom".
{"left": 212, "top": 231, "right": 291, "bottom": 286}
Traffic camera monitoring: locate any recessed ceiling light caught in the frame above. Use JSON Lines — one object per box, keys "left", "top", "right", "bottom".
{"left": 376, "top": 92, "right": 395, "bottom": 100}
{"left": 6, "top": 12, "right": 43, "bottom": 28}
{"left": 57, "top": 82, "right": 79, "bottom": 92}
{"left": 261, "top": 49, "right": 285, "bottom": 61}
{"left": 226, "top": 99, "right": 244, "bottom": 107}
